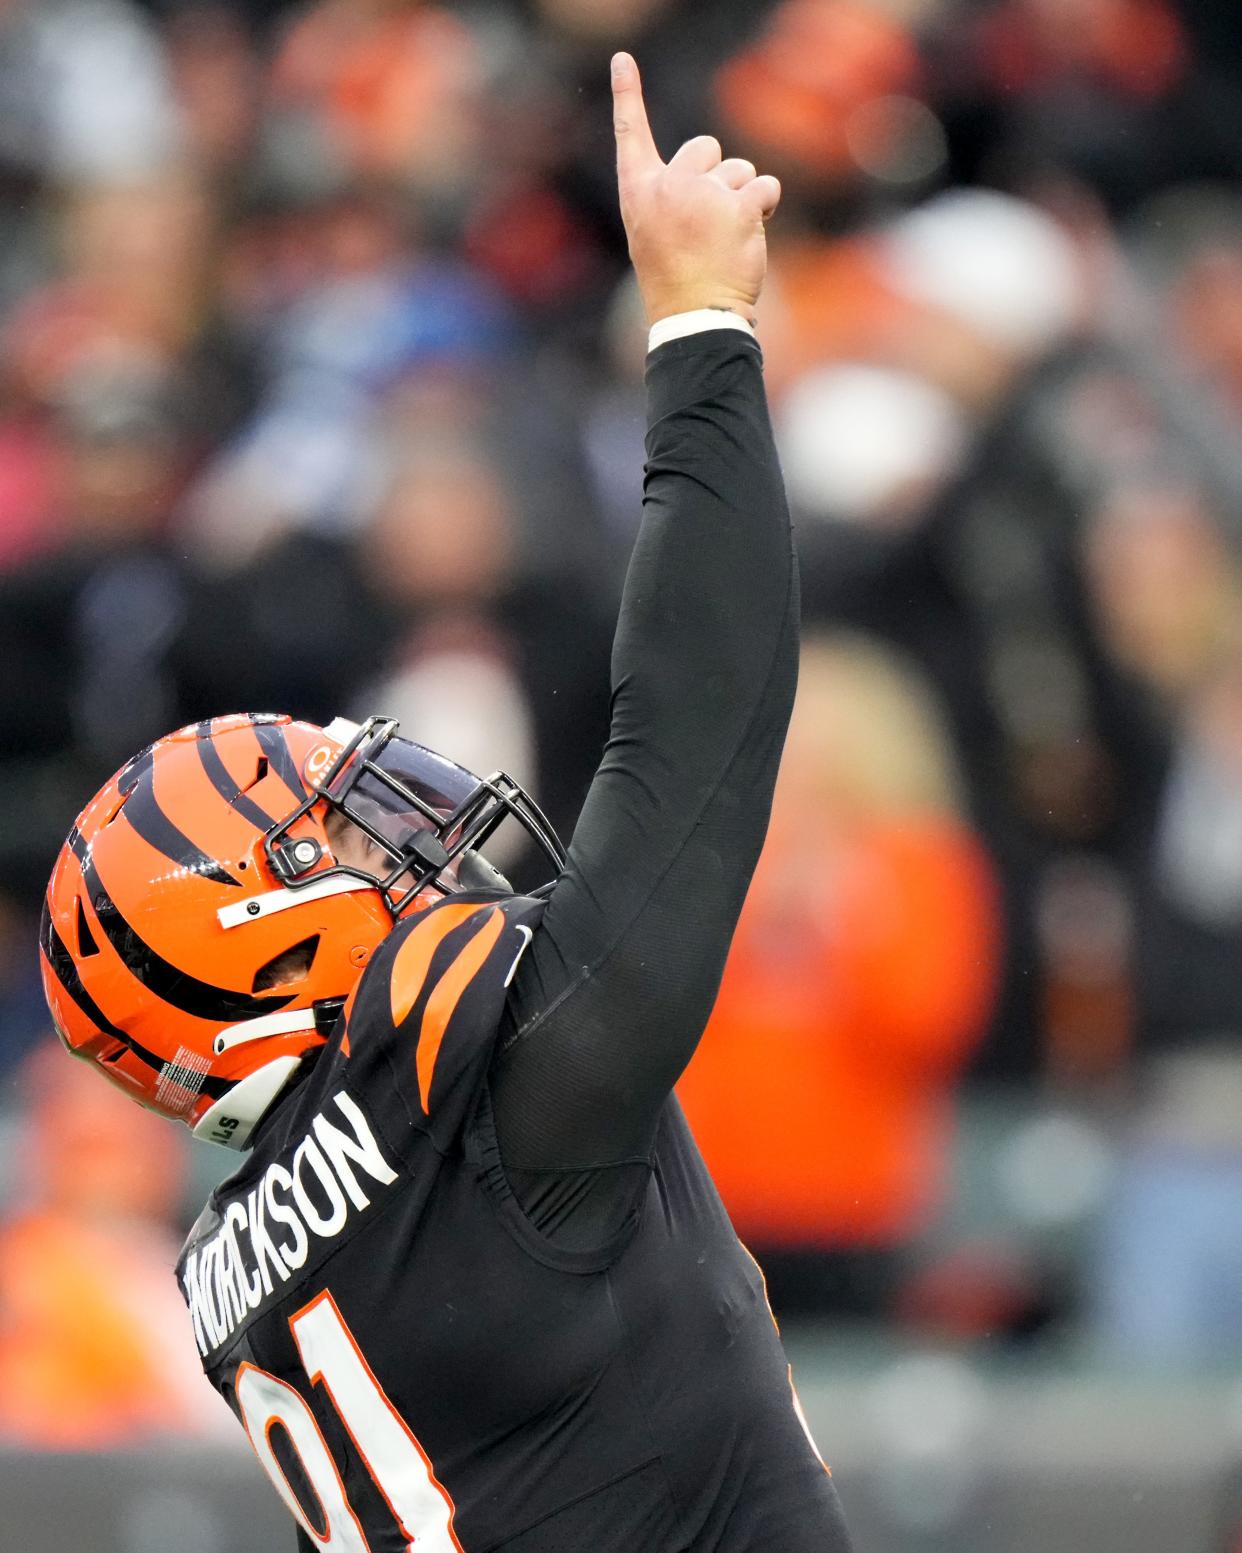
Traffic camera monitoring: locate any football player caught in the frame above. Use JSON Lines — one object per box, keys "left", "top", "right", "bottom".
{"left": 40, "top": 55, "right": 853, "bottom": 1553}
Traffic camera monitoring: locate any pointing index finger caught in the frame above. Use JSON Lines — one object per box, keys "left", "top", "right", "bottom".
{"left": 612, "top": 52, "right": 661, "bottom": 188}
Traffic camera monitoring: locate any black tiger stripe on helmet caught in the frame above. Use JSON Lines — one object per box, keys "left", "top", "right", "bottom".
{"left": 39, "top": 901, "right": 230, "bottom": 1098}
{"left": 67, "top": 827, "right": 295, "bottom": 1024}
{"left": 118, "top": 745, "right": 242, "bottom": 888}
{"left": 249, "top": 714, "right": 309, "bottom": 804}
{"left": 194, "top": 719, "right": 280, "bottom": 832}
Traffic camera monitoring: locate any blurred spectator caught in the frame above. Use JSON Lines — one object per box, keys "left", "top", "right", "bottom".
{"left": 758, "top": 186, "right": 1084, "bottom": 406}
{"left": 777, "top": 362, "right": 967, "bottom": 528}
{"left": 0, "top": 895, "right": 46, "bottom": 1081}
{"left": 0, "top": 1044, "right": 233, "bottom": 1446}
{"left": 0, "top": 405, "right": 64, "bottom": 573}
{"left": 1082, "top": 477, "right": 1241, "bottom": 709}
{"left": 0, "top": 0, "right": 1238, "bottom": 1380}
{"left": 928, "top": 0, "right": 1215, "bottom": 209}
{"left": 164, "top": 5, "right": 263, "bottom": 177}
{"left": 714, "top": 0, "right": 934, "bottom": 206}
{"left": 354, "top": 427, "right": 537, "bottom": 862}
{"left": 873, "top": 188, "right": 1085, "bottom": 400}
{"left": 0, "top": 352, "right": 209, "bottom": 915}
{"left": 352, "top": 413, "right": 612, "bottom": 874}
{"left": 784, "top": 189, "right": 1237, "bottom": 1079}
{"left": 53, "top": 179, "right": 235, "bottom": 414}
{"left": 174, "top": 384, "right": 612, "bottom": 880}
{"left": 1088, "top": 639, "right": 1242, "bottom": 1365}
{"left": 1092, "top": 1050, "right": 1242, "bottom": 1367}
{"left": 0, "top": 0, "right": 181, "bottom": 188}
{"left": 677, "top": 634, "right": 998, "bottom": 1316}
{"left": 184, "top": 187, "right": 513, "bottom": 565}
{"left": 268, "top": 0, "right": 488, "bottom": 202}
{"left": 1131, "top": 183, "right": 1242, "bottom": 422}
{"left": 0, "top": 174, "right": 257, "bottom": 574}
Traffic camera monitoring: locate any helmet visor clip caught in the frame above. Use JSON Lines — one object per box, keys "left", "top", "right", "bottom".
{"left": 272, "top": 837, "right": 323, "bottom": 880}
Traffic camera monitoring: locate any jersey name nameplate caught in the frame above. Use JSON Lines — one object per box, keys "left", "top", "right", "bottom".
{"left": 181, "top": 1090, "right": 399, "bottom": 1357}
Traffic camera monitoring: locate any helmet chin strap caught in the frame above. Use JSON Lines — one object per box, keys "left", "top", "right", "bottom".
{"left": 192, "top": 1056, "right": 303, "bottom": 1150}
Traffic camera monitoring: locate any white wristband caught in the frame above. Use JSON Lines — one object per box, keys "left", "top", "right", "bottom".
{"left": 647, "top": 309, "right": 756, "bottom": 353}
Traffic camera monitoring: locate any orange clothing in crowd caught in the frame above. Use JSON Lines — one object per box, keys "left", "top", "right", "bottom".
{"left": 714, "top": 0, "right": 922, "bottom": 183}
{"left": 678, "top": 817, "right": 998, "bottom": 1249}
{"left": 272, "top": 2, "right": 482, "bottom": 183}
{"left": 0, "top": 1043, "right": 231, "bottom": 1448}
{"left": 0, "top": 1209, "right": 226, "bottom": 1448}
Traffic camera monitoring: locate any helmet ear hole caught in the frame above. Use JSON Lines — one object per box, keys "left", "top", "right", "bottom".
{"left": 252, "top": 936, "right": 320, "bottom": 994}
{"left": 243, "top": 756, "right": 269, "bottom": 793}
{"left": 76, "top": 898, "right": 100, "bottom": 958}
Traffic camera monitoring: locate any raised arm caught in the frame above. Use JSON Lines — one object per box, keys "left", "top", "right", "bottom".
{"left": 490, "top": 56, "right": 793, "bottom": 1181}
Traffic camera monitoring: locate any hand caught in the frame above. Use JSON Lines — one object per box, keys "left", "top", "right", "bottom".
{"left": 611, "top": 51, "right": 781, "bottom": 328}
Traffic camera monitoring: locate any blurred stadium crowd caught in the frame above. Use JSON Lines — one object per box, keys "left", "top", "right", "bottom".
{"left": 1, "top": 0, "right": 1241, "bottom": 1452}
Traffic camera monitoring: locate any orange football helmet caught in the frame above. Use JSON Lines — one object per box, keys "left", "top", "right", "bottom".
{"left": 40, "top": 713, "right": 564, "bottom": 1148}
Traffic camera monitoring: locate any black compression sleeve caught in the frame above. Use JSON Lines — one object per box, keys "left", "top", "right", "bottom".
{"left": 490, "top": 327, "right": 797, "bottom": 1181}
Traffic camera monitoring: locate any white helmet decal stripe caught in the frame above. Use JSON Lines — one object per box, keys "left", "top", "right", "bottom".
{"left": 214, "top": 1007, "right": 320, "bottom": 1056}
{"left": 217, "top": 872, "right": 376, "bottom": 930}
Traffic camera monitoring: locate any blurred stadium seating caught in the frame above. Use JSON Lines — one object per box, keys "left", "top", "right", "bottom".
{"left": 1, "top": 0, "right": 1241, "bottom": 1547}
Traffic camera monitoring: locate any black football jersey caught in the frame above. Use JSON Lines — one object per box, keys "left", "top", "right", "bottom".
{"left": 177, "top": 892, "right": 849, "bottom": 1552}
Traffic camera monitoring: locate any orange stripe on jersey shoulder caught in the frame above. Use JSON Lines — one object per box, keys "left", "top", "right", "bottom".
{"left": 389, "top": 903, "right": 491, "bottom": 1028}
{"left": 417, "top": 907, "right": 504, "bottom": 1114}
